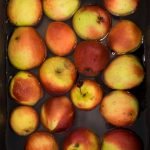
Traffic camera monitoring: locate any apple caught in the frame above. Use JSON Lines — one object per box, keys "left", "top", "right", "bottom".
{"left": 25, "top": 131, "right": 59, "bottom": 150}
{"left": 101, "top": 129, "right": 143, "bottom": 150}
{"left": 45, "top": 22, "right": 77, "bottom": 56}
{"left": 10, "top": 106, "right": 39, "bottom": 136}
{"left": 63, "top": 128, "right": 100, "bottom": 150}
{"left": 108, "top": 20, "right": 142, "bottom": 54}
{"left": 103, "top": 0, "right": 139, "bottom": 16}
{"left": 74, "top": 40, "right": 110, "bottom": 76}
{"left": 103, "top": 55, "right": 144, "bottom": 90}
{"left": 39, "top": 56, "right": 77, "bottom": 95}
{"left": 73, "top": 5, "right": 111, "bottom": 40}
{"left": 40, "top": 96, "right": 74, "bottom": 132}
{"left": 71, "top": 79, "right": 103, "bottom": 110}
{"left": 100, "top": 90, "right": 139, "bottom": 127}
{"left": 7, "top": 0, "right": 42, "bottom": 26}
{"left": 43, "top": 0, "right": 80, "bottom": 21}
{"left": 9, "top": 71, "right": 43, "bottom": 106}
{"left": 8, "top": 27, "right": 46, "bottom": 70}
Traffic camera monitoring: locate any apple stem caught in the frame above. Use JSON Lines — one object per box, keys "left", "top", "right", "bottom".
{"left": 77, "top": 80, "right": 83, "bottom": 88}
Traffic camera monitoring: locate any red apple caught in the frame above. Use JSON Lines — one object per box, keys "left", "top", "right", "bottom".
{"left": 108, "top": 20, "right": 142, "bottom": 54}
{"left": 73, "top": 5, "right": 111, "bottom": 40}
{"left": 103, "top": 0, "right": 139, "bottom": 16}
{"left": 10, "top": 106, "right": 39, "bottom": 136}
{"left": 71, "top": 79, "right": 103, "bottom": 110}
{"left": 40, "top": 96, "right": 74, "bottom": 132}
{"left": 9, "top": 71, "right": 43, "bottom": 106}
{"left": 8, "top": 27, "right": 46, "bottom": 70}
{"left": 39, "top": 56, "right": 77, "bottom": 95}
{"left": 25, "top": 131, "right": 59, "bottom": 150}
{"left": 100, "top": 90, "right": 139, "bottom": 127}
{"left": 74, "top": 40, "right": 110, "bottom": 76}
{"left": 101, "top": 129, "right": 143, "bottom": 150}
{"left": 45, "top": 22, "right": 77, "bottom": 56}
{"left": 63, "top": 128, "right": 100, "bottom": 150}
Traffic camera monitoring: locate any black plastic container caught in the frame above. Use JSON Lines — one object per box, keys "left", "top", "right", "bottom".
{"left": 1, "top": 0, "right": 150, "bottom": 149}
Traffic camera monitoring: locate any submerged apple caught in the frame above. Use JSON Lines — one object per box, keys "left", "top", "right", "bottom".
{"left": 71, "top": 79, "right": 103, "bottom": 110}
{"left": 43, "top": 0, "right": 80, "bottom": 21}
{"left": 45, "top": 22, "right": 77, "bottom": 56}
{"left": 39, "top": 56, "right": 77, "bottom": 95}
{"left": 74, "top": 40, "right": 110, "bottom": 76}
{"left": 8, "top": 27, "right": 46, "bottom": 70}
{"left": 73, "top": 5, "right": 111, "bottom": 40}
{"left": 10, "top": 71, "right": 43, "bottom": 106}
{"left": 101, "top": 129, "right": 143, "bottom": 150}
{"left": 63, "top": 128, "right": 100, "bottom": 150}
{"left": 100, "top": 90, "right": 139, "bottom": 127}
{"left": 108, "top": 20, "right": 142, "bottom": 54}
{"left": 103, "top": 55, "right": 144, "bottom": 90}
{"left": 103, "top": 0, "right": 139, "bottom": 16}
{"left": 41, "top": 96, "right": 75, "bottom": 132}
{"left": 10, "top": 106, "right": 39, "bottom": 136}
{"left": 25, "top": 131, "right": 59, "bottom": 150}
{"left": 7, "top": 0, "right": 42, "bottom": 26}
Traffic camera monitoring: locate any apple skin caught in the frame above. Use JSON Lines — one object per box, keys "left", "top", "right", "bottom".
{"left": 40, "top": 96, "right": 75, "bottom": 132}
{"left": 73, "top": 5, "right": 111, "bottom": 40}
{"left": 100, "top": 90, "right": 139, "bottom": 127}
{"left": 25, "top": 131, "right": 59, "bottom": 150}
{"left": 10, "top": 106, "right": 39, "bottom": 136}
{"left": 103, "top": 0, "right": 139, "bottom": 16}
{"left": 101, "top": 129, "right": 143, "bottom": 150}
{"left": 45, "top": 22, "right": 77, "bottom": 56}
{"left": 39, "top": 56, "right": 77, "bottom": 95}
{"left": 108, "top": 20, "right": 142, "bottom": 54}
{"left": 63, "top": 128, "right": 100, "bottom": 150}
{"left": 103, "top": 55, "right": 144, "bottom": 90}
{"left": 7, "top": 0, "right": 42, "bottom": 26}
{"left": 9, "top": 71, "right": 43, "bottom": 106}
{"left": 71, "top": 79, "right": 103, "bottom": 110}
{"left": 8, "top": 27, "right": 47, "bottom": 70}
{"left": 74, "top": 40, "right": 110, "bottom": 76}
{"left": 43, "top": 0, "right": 80, "bottom": 21}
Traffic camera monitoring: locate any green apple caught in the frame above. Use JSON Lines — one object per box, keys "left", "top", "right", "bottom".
{"left": 73, "top": 5, "right": 111, "bottom": 40}
{"left": 43, "top": 0, "right": 80, "bottom": 21}
{"left": 104, "top": 55, "right": 144, "bottom": 90}
{"left": 71, "top": 79, "right": 103, "bottom": 110}
{"left": 10, "top": 106, "right": 39, "bottom": 136}
{"left": 7, "top": 0, "right": 42, "bottom": 26}
{"left": 104, "top": 0, "right": 139, "bottom": 16}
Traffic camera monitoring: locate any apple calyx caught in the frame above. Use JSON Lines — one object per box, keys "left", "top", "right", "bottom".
{"left": 74, "top": 143, "right": 80, "bottom": 148}
{"left": 77, "top": 80, "right": 84, "bottom": 88}
{"left": 23, "top": 128, "right": 33, "bottom": 134}
{"left": 97, "top": 16, "right": 104, "bottom": 24}
{"left": 55, "top": 68, "right": 63, "bottom": 74}
{"left": 15, "top": 36, "right": 20, "bottom": 40}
